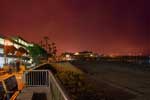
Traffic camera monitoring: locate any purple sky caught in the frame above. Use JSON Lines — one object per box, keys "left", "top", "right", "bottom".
{"left": 0, "top": 0, "right": 149, "bottom": 55}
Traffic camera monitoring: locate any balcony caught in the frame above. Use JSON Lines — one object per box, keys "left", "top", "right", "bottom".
{"left": 16, "top": 70, "right": 70, "bottom": 100}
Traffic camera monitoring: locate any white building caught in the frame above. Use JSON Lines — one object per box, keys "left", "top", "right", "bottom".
{"left": 0, "top": 36, "right": 33, "bottom": 68}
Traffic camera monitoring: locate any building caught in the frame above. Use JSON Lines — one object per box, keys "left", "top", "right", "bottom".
{"left": 60, "top": 51, "right": 100, "bottom": 61}
{"left": 0, "top": 35, "right": 33, "bottom": 68}
{"left": 73, "top": 51, "right": 99, "bottom": 60}
{"left": 60, "top": 52, "right": 75, "bottom": 61}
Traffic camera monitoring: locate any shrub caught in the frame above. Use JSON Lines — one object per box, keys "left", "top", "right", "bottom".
{"left": 50, "top": 62, "right": 101, "bottom": 100}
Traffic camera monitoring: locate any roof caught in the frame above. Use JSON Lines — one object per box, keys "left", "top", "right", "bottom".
{"left": 11, "top": 36, "right": 29, "bottom": 43}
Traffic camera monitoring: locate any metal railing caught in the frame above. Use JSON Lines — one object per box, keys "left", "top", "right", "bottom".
{"left": 23, "top": 70, "right": 70, "bottom": 100}
{"left": 24, "top": 70, "right": 49, "bottom": 87}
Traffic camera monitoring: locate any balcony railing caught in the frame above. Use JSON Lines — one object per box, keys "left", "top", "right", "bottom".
{"left": 24, "top": 70, "right": 49, "bottom": 87}
{"left": 23, "top": 70, "right": 70, "bottom": 100}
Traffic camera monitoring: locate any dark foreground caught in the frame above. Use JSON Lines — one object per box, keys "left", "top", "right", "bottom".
{"left": 71, "top": 61, "right": 150, "bottom": 100}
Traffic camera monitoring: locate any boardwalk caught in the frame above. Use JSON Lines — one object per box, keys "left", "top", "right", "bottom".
{"left": 17, "top": 87, "right": 51, "bottom": 100}
{"left": 16, "top": 69, "right": 70, "bottom": 100}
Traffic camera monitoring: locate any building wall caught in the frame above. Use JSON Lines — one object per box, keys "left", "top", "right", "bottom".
{"left": 0, "top": 36, "right": 33, "bottom": 68}
{"left": 0, "top": 57, "right": 4, "bottom": 68}
{"left": 0, "top": 37, "right": 4, "bottom": 45}
{"left": 0, "top": 56, "right": 18, "bottom": 68}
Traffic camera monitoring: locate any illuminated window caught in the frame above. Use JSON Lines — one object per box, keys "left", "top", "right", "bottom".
{"left": 0, "top": 48, "right": 3, "bottom": 54}
{"left": 14, "top": 43, "right": 20, "bottom": 49}
{"left": 4, "top": 39, "right": 13, "bottom": 46}
{"left": 0, "top": 38, "right": 4, "bottom": 45}
{"left": 74, "top": 52, "right": 79, "bottom": 55}
{"left": 0, "top": 57, "right": 4, "bottom": 68}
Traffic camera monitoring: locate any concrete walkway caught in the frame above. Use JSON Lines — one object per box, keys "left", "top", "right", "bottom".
{"left": 17, "top": 87, "right": 51, "bottom": 100}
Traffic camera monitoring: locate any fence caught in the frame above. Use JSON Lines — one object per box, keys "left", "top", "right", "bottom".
{"left": 23, "top": 70, "right": 70, "bottom": 100}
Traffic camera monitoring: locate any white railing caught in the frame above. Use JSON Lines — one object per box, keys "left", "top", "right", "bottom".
{"left": 24, "top": 70, "right": 49, "bottom": 87}
{"left": 23, "top": 70, "right": 70, "bottom": 100}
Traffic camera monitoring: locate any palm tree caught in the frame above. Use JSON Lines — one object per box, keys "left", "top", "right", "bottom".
{"left": 43, "top": 36, "right": 49, "bottom": 51}
{"left": 51, "top": 42, "right": 55, "bottom": 47}
{"left": 51, "top": 42, "right": 57, "bottom": 56}
{"left": 48, "top": 44, "right": 52, "bottom": 54}
{"left": 53, "top": 48, "right": 57, "bottom": 56}
{"left": 40, "top": 40, "right": 43, "bottom": 47}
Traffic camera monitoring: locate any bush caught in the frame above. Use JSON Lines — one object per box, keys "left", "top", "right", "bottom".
{"left": 51, "top": 62, "right": 101, "bottom": 100}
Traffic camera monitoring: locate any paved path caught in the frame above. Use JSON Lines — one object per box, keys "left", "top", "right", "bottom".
{"left": 17, "top": 87, "right": 51, "bottom": 100}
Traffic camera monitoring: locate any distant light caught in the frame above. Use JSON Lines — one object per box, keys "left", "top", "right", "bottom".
{"left": 109, "top": 54, "right": 115, "bottom": 58}
{"left": 66, "top": 54, "right": 70, "bottom": 58}
{"left": 65, "top": 54, "right": 73, "bottom": 61}
{"left": 90, "top": 54, "right": 93, "bottom": 57}
{"left": 74, "top": 52, "right": 79, "bottom": 55}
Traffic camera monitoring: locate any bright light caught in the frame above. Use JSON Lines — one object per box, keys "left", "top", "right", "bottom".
{"left": 0, "top": 38, "right": 4, "bottom": 45}
{"left": 4, "top": 39, "right": 13, "bottom": 46}
{"left": 28, "top": 43, "right": 33, "bottom": 46}
{"left": 0, "top": 57, "right": 4, "bottom": 68}
{"left": 66, "top": 54, "right": 70, "bottom": 58}
{"left": 90, "top": 54, "right": 93, "bottom": 57}
{"left": 74, "top": 52, "right": 79, "bottom": 55}
{"left": 65, "top": 54, "right": 73, "bottom": 61}
{"left": 14, "top": 43, "right": 21, "bottom": 49}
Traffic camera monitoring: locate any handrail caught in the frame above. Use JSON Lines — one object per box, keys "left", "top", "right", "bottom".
{"left": 23, "top": 70, "right": 70, "bottom": 100}
{"left": 48, "top": 70, "right": 71, "bottom": 100}
{"left": 24, "top": 70, "right": 49, "bottom": 87}
{"left": 10, "top": 91, "right": 20, "bottom": 100}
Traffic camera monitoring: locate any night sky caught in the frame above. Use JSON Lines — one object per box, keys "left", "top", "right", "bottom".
{"left": 0, "top": 0, "right": 149, "bottom": 55}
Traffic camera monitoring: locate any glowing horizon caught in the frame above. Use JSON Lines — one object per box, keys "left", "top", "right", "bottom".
{"left": 0, "top": 0, "right": 149, "bottom": 55}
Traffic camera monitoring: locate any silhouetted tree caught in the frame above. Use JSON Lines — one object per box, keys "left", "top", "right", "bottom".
{"left": 44, "top": 36, "right": 49, "bottom": 51}
{"left": 39, "top": 36, "right": 57, "bottom": 58}
{"left": 27, "top": 44, "right": 48, "bottom": 64}
{"left": 51, "top": 42, "right": 57, "bottom": 56}
{"left": 48, "top": 44, "right": 52, "bottom": 54}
